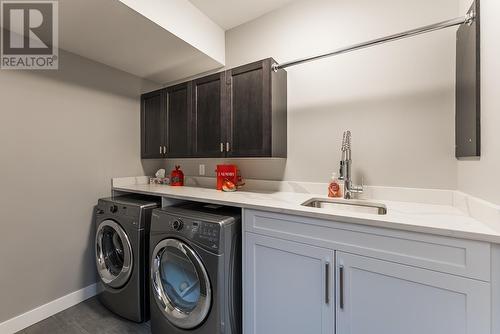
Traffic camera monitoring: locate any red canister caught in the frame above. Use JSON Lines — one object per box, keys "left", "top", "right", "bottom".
{"left": 216, "top": 164, "right": 242, "bottom": 190}
{"left": 170, "top": 165, "right": 184, "bottom": 186}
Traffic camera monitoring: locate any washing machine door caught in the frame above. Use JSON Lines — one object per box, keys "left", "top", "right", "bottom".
{"left": 95, "top": 220, "right": 133, "bottom": 289}
{"left": 151, "top": 238, "right": 212, "bottom": 329}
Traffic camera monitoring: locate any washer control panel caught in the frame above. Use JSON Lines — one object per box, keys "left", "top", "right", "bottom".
{"left": 170, "top": 219, "right": 184, "bottom": 231}
{"left": 193, "top": 221, "right": 221, "bottom": 251}
{"left": 166, "top": 216, "right": 221, "bottom": 252}
{"left": 197, "top": 221, "right": 219, "bottom": 241}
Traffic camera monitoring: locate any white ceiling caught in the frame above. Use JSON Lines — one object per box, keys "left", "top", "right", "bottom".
{"left": 188, "top": 0, "right": 298, "bottom": 30}
{"left": 5, "top": 0, "right": 293, "bottom": 83}
{"left": 56, "top": 0, "right": 224, "bottom": 83}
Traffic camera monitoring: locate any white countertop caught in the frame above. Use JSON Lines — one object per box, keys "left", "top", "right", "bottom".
{"left": 113, "top": 180, "right": 500, "bottom": 244}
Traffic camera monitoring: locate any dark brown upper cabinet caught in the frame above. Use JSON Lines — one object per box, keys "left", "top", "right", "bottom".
{"left": 141, "top": 58, "right": 287, "bottom": 159}
{"left": 225, "top": 58, "right": 287, "bottom": 157}
{"left": 456, "top": 0, "right": 480, "bottom": 158}
{"left": 141, "top": 89, "right": 165, "bottom": 159}
{"left": 166, "top": 82, "right": 192, "bottom": 158}
{"left": 192, "top": 72, "right": 227, "bottom": 158}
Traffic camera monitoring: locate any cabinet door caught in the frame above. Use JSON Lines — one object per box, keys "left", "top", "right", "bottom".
{"left": 192, "top": 72, "right": 226, "bottom": 157}
{"left": 245, "top": 233, "right": 334, "bottom": 334}
{"left": 226, "top": 59, "right": 272, "bottom": 157}
{"left": 141, "top": 89, "right": 165, "bottom": 159}
{"left": 166, "top": 82, "right": 192, "bottom": 158}
{"left": 336, "top": 252, "right": 490, "bottom": 334}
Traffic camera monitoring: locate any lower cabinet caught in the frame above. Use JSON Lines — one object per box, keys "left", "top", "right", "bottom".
{"left": 244, "top": 233, "right": 334, "bottom": 334}
{"left": 243, "top": 231, "right": 491, "bottom": 334}
{"left": 336, "top": 252, "right": 490, "bottom": 334}
{"left": 243, "top": 210, "right": 492, "bottom": 334}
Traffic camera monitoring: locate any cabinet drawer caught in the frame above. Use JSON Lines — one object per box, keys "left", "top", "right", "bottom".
{"left": 244, "top": 209, "right": 490, "bottom": 281}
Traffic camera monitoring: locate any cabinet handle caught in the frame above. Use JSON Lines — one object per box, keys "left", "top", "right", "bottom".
{"left": 163, "top": 146, "right": 167, "bottom": 154}
{"left": 339, "top": 265, "right": 344, "bottom": 309}
{"left": 226, "top": 142, "right": 230, "bottom": 152}
{"left": 220, "top": 143, "right": 224, "bottom": 152}
{"left": 160, "top": 146, "right": 162, "bottom": 154}
{"left": 325, "top": 262, "right": 330, "bottom": 304}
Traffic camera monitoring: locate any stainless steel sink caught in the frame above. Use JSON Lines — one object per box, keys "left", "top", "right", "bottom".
{"left": 301, "top": 198, "right": 387, "bottom": 215}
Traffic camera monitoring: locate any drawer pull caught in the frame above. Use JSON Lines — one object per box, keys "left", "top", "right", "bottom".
{"left": 339, "top": 265, "right": 344, "bottom": 309}
{"left": 325, "top": 262, "right": 330, "bottom": 304}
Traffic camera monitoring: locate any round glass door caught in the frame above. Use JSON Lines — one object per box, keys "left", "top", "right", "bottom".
{"left": 151, "top": 239, "right": 211, "bottom": 329}
{"left": 95, "top": 220, "right": 133, "bottom": 288}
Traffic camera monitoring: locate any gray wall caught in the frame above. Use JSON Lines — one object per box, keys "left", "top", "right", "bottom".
{"left": 164, "top": 0, "right": 459, "bottom": 190}
{"left": 0, "top": 49, "right": 161, "bottom": 323}
{"left": 457, "top": 0, "right": 500, "bottom": 206}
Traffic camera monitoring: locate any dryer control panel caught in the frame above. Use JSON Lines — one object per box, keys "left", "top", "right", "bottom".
{"left": 97, "top": 196, "right": 160, "bottom": 229}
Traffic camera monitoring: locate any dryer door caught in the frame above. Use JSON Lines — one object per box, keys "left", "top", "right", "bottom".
{"left": 151, "top": 238, "right": 212, "bottom": 329}
{"left": 95, "top": 220, "right": 133, "bottom": 289}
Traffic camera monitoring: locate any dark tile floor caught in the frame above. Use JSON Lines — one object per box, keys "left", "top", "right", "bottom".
{"left": 17, "top": 297, "right": 151, "bottom": 334}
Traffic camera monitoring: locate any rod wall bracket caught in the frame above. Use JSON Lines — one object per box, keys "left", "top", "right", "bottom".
{"left": 465, "top": 10, "right": 476, "bottom": 26}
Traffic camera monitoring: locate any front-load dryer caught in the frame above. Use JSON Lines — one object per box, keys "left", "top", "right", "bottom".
{"left": 94, "top": 195, "right": 160, "bottom": 322}
{"left": 149, "top": 203, "right": 241, "bottom": 334}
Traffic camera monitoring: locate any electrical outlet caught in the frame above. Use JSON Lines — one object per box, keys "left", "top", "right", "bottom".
{"left": 199, "top": 164, "right": 205, "bottom": 176}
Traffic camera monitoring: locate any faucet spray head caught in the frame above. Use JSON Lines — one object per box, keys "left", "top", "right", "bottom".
{"left": 345, "top": 131, "right": 351, "bottom": 150}
{"left": 341, "top": 131, "right": 352, "bottom": 150}
{"left": 342, "top": 130, "right": 352, "bottom": 161}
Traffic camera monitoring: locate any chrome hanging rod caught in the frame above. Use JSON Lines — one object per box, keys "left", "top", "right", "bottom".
{"left": 272, "top": 12, "right": 476, "bottom": 72}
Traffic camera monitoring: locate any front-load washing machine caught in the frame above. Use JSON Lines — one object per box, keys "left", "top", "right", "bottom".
{"left": 149, "top": 203, "right": 241, "bottom": 334}
{"left": 94, "top": 195, "right": 160, "bottom": 322}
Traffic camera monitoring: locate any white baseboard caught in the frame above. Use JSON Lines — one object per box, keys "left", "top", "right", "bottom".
{"left": 0, "top": 283, "right": 98, "bottom": 334}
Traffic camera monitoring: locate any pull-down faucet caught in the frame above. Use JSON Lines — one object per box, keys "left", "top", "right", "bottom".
{"left": 338, "top": 131, "right": 363, "bottom": 199}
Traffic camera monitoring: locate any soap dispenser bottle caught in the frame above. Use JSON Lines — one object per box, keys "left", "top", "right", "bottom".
{"left": 328, "top": 172, "right": 342, "bottom": 198}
